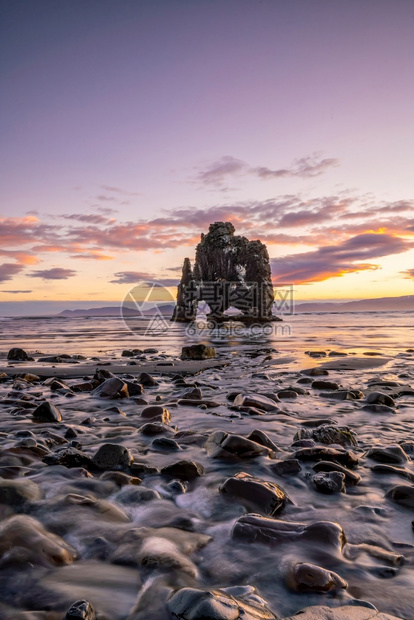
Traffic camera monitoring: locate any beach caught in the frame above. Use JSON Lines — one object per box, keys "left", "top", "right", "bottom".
{"left": 0, "top": 311, "right": 413, "bottom": 619}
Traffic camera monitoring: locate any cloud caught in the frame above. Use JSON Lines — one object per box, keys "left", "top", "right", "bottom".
{"left": 272, "top": 233, "right": 414, "bottom": 284}
{"left": 195, "top": 154, "right": 338, "bottom": 187}
{"left": 110, "top": 271, "right": 178, "bottom": 286}
{"left": 63, "top": 213, "right": 110, "bottom": 224}
{"left": 1, "top": 290, "right": 32, "bottom": 294}
{"left": 252, "top": 156, "right": 339, "bottom": 180}
{"left": 0, "top": 263, "right": 25, "bottom": 282}
{"left": 28, "top": 268, "right": 77, "bottom": 280}
{"left": 101, "top": 185, "right": 142, "bottom": 196}
{"left": 402, "top": 269, "right": 414, "bottom": 280}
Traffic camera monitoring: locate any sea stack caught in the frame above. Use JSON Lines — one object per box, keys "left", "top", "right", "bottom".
{"left": 171, "top": 222, "right": 276, "bottom": 322}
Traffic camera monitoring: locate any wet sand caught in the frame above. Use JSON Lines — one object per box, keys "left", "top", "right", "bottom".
{"left": 0, "top": 340, "right": 414, "bottom": 619}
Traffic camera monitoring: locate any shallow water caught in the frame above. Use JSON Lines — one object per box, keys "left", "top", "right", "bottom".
{"left": 0, "top": 311, "right": 413, "bottom": 619}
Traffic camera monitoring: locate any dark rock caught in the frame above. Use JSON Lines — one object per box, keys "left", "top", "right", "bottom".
{"left": 362, "top": 404, "right": 395, "bottom": 414}
{"left": 294, "top": 446, "right": 359, "bottom": 468}
{"left": 313, "top": 471, "right": 346, "bottom": 494}
{"left": 370, "top": 464, "right": 414, "bottom": 481}
{"left": 232, "top": 514, "right": 346, "bottom": 550}
{"left": 301, "top": 368, "right": 329, "bottom": 376}
{"left": 312, "top": 461, "right": 360, "bottom": 485}
{"left": 366, "top": 391, "right": 395, "bottom": 407}
{"left": 167, "top": 586, "right": 276, "bottom": 619}
{"left": 0, "top": 479, "right": 41, "bottom": 505}
{"left": 100, "top": 471, "right": 141, "bottom": 487}
{"left": 276, "top": 390, "right": 297, "bottom": 399}
{"left": 270, "top": 459, "right": 301, "bottom": 477}
{"left": 205, "top": 430, "right": 272, "bottom": 460}
{"left": 91, "top": 377, "right": 129, "bottom": 398}
{"left": 32, "top": 401, "right": 62, "bottom": 423}
{"left": 123, "top": 380, "right": 143, "bottom": 396}
{"left": 220, "top": 472, "right": 289, "bottom": 516}
{"left": 140, "top": 405, "right": 171, "bottom": 424}
{"left": 172, "top": 222, "right": 275, "bottom": 322}
{"left": 161, "top": 460, "right": 204, "bottom": 480}
{"left": 130, "top": 462, "right": 159, "bottom": 476}
{"left": 138, "top": 422, "right": 173, "bottom": 436}
{"left": 246, "top": 429, "right": 278, "bottom": 452}
{"left": 121, "top": 350, "right": 134, "bottom": 357}
{"left": 43, "top": 447, "right": 94, "bottom": 469}
{"left": 312, "top": 380, "right": 339, "bottom": 390}
{"left": 385, "top": 485, "right": 414, "bottom": 509}
{"left": 305, "top": 350, "right": 327, "bottom": 358}
{"left": 179, "top": 386, "right": 203, "bottom": 400}
{"left": 65, "top": 599, "right": 96, "bottom": 619}
{"left": 234, "top": 393, "right": 279, "bottom": 412}
{"left": 92, "top": 443, "right": 133, "bottom": 470}
{"left": 320, "top": 390, "right": 363, "bottom": 401}
{"left": 181, "top": 344, "right": 216, "bottom": 360}
{"left": 116, "top": 486, "right": 160, "bottom": 505}
{"left": 138, "top": 372, "right": 159, "bottom": 386}
{"left": 294, "top": 425, "right": 357, "bottom": 447}
{"left": 7, "top": 347, "right": 30, "bottom": 361}
{"left": 151, "top": 437, "right": 181, "bottom": 451}
{"left": 366, "top": 445, "right": 409, "bottom": 464}
{"left": 291, "top": 562, "right": 347, "bottom": 592}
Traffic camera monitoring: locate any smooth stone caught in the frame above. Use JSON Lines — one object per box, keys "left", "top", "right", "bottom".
{"left": 276, "top": 390, "right": 297, "bottom": 399}
{"left": 100, "top": 471, "right": 141, "bottom": 486}
{"left": 0, "top": 478, "right": 42, "bottom": 506}
{"left": 385, "top": 485, "right": 414, "bottom": 509}
{"left": 138, "top": 372, "right": 159, "bottom": 386}
{"left": 246, "top": 429, "right": 278, "bottom": 452}
{"left": 65, "top": 599, "right": 96, "bottom": 619}
{"left": 7, "top": 348, "right": 30, "bottom": 361}
{"left": 313, "top": 471, "right": 346, "bottom": 494}
{"left": 366, "top": 391, "right": 395, "bottom": 407}
{"left": 205, "top": 431, "right": 272, "bottom": 460}
{"left": 366, "top": 445, "right": 409, "bottom": 464}
{"left": 116, "top": 486, "right": 161, "bottom": 505}
{"left": 92, "top": 443, "right": 133, "bottom": 470}
{"left": 234, "top": 393, "right": 279, "bottom": 412}
{"left": 181, "top": 344, "right": 216, "bottom": 360}
{"left": 140, "top": 405, "right": 171, "bottom": 424}
{"left": 280, "top": 605, "right": 402, "bottom": 620}
{"left": 138, "top": 422, "right": 173, "bottom": 436}
{"left": 232, "top": 515, "right": 346, "bottom": 550}
{"left": 362, "top": 404, "right": 395, "bottom": 414}
{"left": 91, "top": 377, "right": 129, "bottom": 399}
{"left": 151, "top": 437, "right": 181, "bottom": 451}
{"left": 220, "top": 472, "right": 288, "bottom": 516}
{"left": 32, "top": 401, "right": 62, "bottom": 423}
{"left": 270, "top": 459, "right": 301, "bottom": 476}
{"left": 161, "top": 460, "right": 204, "bottom": 480}
{"left": 179, "top": 387, "right": 203, "bottom": 400}
{"left": 43, "top": 447, "right": 94, "bottom": 469}
{"left": 123, "top": 380, "right": 143, "bottom": 396}
{"left": 294, "top": 425, "right": 357, "bottom": 447}
{"left": 320, "top": 390, "right": 363, "bottom": 401}
{"left": 291, "top": 562, "right": 347, "bottom": 592}
{"left": 167, "top": 586, "right": 276, "bottom": 620}
{"left": 293, "top": 446, "right": 359, "bottom": 468}
{"left": 312, "top": 461, "right": 360, "bottom": 485}
{"left": 0, "top": 515, "right": 76, "bottom": 567}
{"left": 312, "top": 380, "right": 340, "bottom": 390}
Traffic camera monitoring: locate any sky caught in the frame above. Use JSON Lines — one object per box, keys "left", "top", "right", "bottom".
{"left": 1, "top": 0, "right": 414, "bottom": 314}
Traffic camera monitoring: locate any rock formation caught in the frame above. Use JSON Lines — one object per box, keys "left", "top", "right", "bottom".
{"left": 171, "top": 222, "right": 276, "bottom": 322}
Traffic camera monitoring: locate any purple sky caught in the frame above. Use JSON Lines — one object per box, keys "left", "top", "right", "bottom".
{"left": 1, "top": 0, "right": 414, "bottom": 312}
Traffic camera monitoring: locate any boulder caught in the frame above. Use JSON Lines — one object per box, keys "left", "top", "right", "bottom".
{"left": 181, "top": 344, "right": 216, "bottom": 360}
{"left": 234, "top": 393, "right": 279, "bottom": 412}
{"left": 366, "top": 391, "right": 395, "bottom": 407}
{"left": 294, "top": 425, "right": 357, "bottom": 447}
{"left": 0, "top": 478, "right": 42, "bottom": 506}
{"left": 385, "top": 484, "right": 414, "bottom": 509}
{"left": 220, "top": 472, "right": 288, "bottom": 516}
{"left": 7, "top": 347, "right": 30, "bottom": 361}
{"left": 291, "top": 562, "right": 347, "bottom": 592}
{"left": 293, "top": 446, "right": 359, "bottom": 468}
{"left": 205, "top": 431, "right": 272, "bottom": 460}
{"left": 140, "top": 405, "right": 171, "bottom": 424}
{"left": 32, "top": 401, "right": 62, "bottom": 423}
{"left": 91, "top": 377, "right": 129, "bottom": 398}
{"left": 65, "top": 600, "right": 96, "bottom": 619}
{"left": 92, "top": 443, "right": 133, "bottom": 470}
{"left": 366, "top": 445, "right": 409, "bottom": 464}
{"left": 161, "top": 460, "right": 204, "bottom": 480}
{"left": 313, "top": 472, "right": 346, "bottom": 494}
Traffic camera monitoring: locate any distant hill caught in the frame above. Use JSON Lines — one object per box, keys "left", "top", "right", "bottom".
{"left": 59, "top": 304, "right": 176, "bottom": 317}
{"left": 57, "top": 296, "right": 413, "bottom": 318}
{"left": 295, "top": 295, "right": 414, "bottom": 313}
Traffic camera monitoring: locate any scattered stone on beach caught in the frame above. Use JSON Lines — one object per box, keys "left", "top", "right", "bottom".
{"left": 277, "top": 389, "right": 298, "bottom": 399}
{"left": 294, "top": 425, "right": 357, "bottom": 447}
{"left": 320, "top": 390, "right": 364, "bottom": 401}
{"left": 167, "top": 586, "right": 277, "bottom": 620}
{"left": 370, "top": 464, "right": 414, "bottom": 481}
{"left": 43, "top": 446, "right": 94, "bottom": 469}
{"left": 232, "top": 514, "right": 346, "bottom": 550}
{"left": 301, "top": 368, "right": 329, "bottom": 376}
{"left": 32, "top": 401, "right": 62, "bottom": 423}
{"left": 220, "top": 471, "right": 289, "bottom": 516}
{"left": 234, "top": 393, "right": 279, "bottom": 412}
{"left": 270, "top": 459, "right": 301, "bottom": 477}
{"left": 151, "top": 436, "right": 181, "bottom": 451}
{"left": 246, "top": 429, "right": 278, "bottom": 452}
{"left": 362, "top": 403, "right": 395, "bottom": 414}
{"left": 280, "top": 605, "right": 402, "bottom": 620}
{"left": 291, "top": 562, "right": 347, "bottom": 592}
{"left": 366, "top": 445, "right": 409, "bottom": 464}
{"left": 366, "top": 392, "right": 396, "bottom": 407}
{"left": 181, "top": 344, "right": 216, "bottom": 360}
{"left": 205, "top": 430, "right": 273, "bottom": 460}
{"left": 313, "top": 471, "right": 346, "bottom": 494}
{"left": 140, "top": 405, "right": 171, "bottom": 424}
{"left": 385, "top": 485, "right": 414, "bottom": 509}
{"left": 293, "top": 446, "right": 359, "bottom": 468}
{"left": 161, "top": 460, "right": 204, "bottom": 480}
{"left": 312, "top": 461, "right": 361, "bottom": 485}
{"left": 312, "top": 380, "right": 339, "bottom": 390}
{"left": 138, "top": 422, "right": 173, "bottom": 436}
{"left": 91, "top": 377, "right": 129, "bottom": 399}
{"left": 7, "top": 347, "right": 31, "bottom": 361}
{"left": 92, "top": 443, "right": 134, "bottom": 470}
{"left": 65, "top": 599, "right": 96, "bottom": 620}
{"left": 138, "top": 372, "right": 159, "bottom": 386}
{"left": 0, "top": 515, "right": 77, "bottom": 567}
{"left": 0, "top": 478, "right": 42, "bottom": 506}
